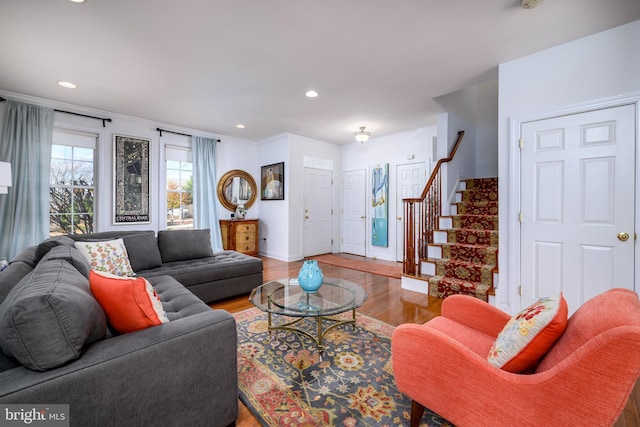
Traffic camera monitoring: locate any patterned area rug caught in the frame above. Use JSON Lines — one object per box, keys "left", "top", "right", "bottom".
{"left": 313, "top": 254, "right": 402, "bottom": 279}
{"left": 235, "top": 307, "right": 452, "bottom": 427}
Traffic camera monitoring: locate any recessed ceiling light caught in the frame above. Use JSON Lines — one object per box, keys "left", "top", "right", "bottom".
{"left": 57, "top": 81, "right": 77, "bottom": 89}
{"left": 235, "top": 124, "right": 246, "bottom": 129}
{"left": 305, "top": 90, "right": 319, "bottom": 98}
{"left": 69, "top": 0, "right": 86, "bottom": 3}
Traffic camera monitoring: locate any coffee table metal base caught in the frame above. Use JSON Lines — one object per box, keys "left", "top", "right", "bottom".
{"left": 267, "top": 309, "right": 357, "bottom": 352}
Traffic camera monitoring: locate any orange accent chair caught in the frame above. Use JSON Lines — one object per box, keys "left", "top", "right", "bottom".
{"left": 391, "top": 289, "right": 640, "bottom": 427}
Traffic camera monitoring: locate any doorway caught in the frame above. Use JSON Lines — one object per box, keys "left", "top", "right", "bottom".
{"left": 519, "top": 103, "right": 636, "bottom": 313}
{"left": 342, "top": 169, "right": 366, "bottom": 256}
{"left": 302, "top": 167, "right": 333, "bottom": 257}
{"left": 395, "top": 162, "right": 426, "bottom": 262}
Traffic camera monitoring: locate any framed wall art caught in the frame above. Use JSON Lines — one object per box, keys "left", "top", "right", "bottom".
{"left": 261, "top": 162, "right": 285, "bottom": 200}
{"left": 371, "top": 163, "right": 389, "bottom": 247}
{"left": 113, "top": 134, "right": 150, "bottom": 224}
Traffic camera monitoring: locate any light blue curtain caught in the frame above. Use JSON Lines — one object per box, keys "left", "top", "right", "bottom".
{"left": 192, "top": 136, "right": 223, "bottom": 252}
{"left": 0, "top": 100, "right": 54, "bottom": 260}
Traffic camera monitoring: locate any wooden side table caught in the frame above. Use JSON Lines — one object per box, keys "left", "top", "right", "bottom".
{"left": 219, "top": 219, "right": 259, "bottom": 256}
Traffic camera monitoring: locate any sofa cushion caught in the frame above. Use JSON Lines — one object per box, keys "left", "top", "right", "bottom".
{"left": 146, "top": 275, "right": 211, "bottom": 320}
{"left": 137, "top": 251, "right": 262, "bottom": 285}
{"left": 157, "top": 229, "right": 214, "bottom": 263}
{"left": 89, "top": 270, "right": 169, "bottom": 334}
{"left": 35, "top": 235, "right": 76, "bottom": 263}
{"left": 39, "top": 244, "right": 91, "bottom": 278}
{"left": 487, "top": 293, "right": 568, "bottom": 373}
{"left": 75, "top": 238, "right": 135, "bottom": 276}
{"left": 0, "top": 259, "right": 107, "bottom": 371}
{"left": 122, "top": 233, "right": 162, "bottom": 272}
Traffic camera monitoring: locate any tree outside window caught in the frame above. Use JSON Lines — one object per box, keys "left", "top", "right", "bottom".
{"left": 166, "top": 160, "right": 193, "bottom": 230}
{"left": 49, "top": 144, "right": 95, "bottom": 236}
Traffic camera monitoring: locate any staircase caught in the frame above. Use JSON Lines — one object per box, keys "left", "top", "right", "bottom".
{"left": 425, "top": 177, "right": 498, "bottom": 302}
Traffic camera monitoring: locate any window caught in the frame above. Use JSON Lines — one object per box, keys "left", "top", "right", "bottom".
{"left": 165, "top": 146, "right": 193, "bottom": 230}
{"left": 49, "top": 131, "right": 97, "bottom": 236}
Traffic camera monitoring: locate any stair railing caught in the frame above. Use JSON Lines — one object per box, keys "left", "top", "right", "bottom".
{"left": 403, "top": 131, "right": 465, "bottom": 276}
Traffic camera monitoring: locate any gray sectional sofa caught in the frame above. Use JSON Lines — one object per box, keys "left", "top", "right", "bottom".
{"left": 66, "top": 228, "right": 264, "bottom": 304}
{"left": 0, "top": 228, "right": 262, "bottom": 426}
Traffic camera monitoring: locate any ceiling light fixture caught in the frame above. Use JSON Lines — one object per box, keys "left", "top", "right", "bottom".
{"left": 69, "top": 0, "right": 86, "bottom": 3}
{"left": 305, "top": 90, "right": 319, "bottom": 98}
{"left": 354, "top": 126, "right": 371, "bottom": 144}
{"left": 235, "top": 124, "right": 246, "bottom": 129}
{"left": 521, "top": 0, "right": 543, "bottom": 9}
{"left": 57, "top": 81, "right": 77, "bottom": 89}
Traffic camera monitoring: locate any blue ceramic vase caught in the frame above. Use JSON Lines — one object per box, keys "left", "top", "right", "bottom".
{"left": 297, "top": 260, "right": 324, "bottom": 293}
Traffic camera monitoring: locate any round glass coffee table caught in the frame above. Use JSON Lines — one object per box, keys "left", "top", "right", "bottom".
{"left": 249, "top": 277, "right": 368, "bottom": 351}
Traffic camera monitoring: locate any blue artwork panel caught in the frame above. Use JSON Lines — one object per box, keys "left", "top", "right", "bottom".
{"left": 371, "top": 163, "right": 388, "bottom": 247}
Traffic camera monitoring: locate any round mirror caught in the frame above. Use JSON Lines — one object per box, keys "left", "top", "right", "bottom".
{"left": 217, "top": 169, "right": 257, "bottom": 212}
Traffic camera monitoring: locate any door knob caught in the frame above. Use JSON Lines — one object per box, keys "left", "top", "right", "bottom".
{"left": 617, "top": 232, "right": 629, "bottom": 242}
{"left": 360, "top": 215, "right": 365, "bottom": 219}
{"left": 305, "top": 215, "right": 309, "bottom": 219}
{"left": 397, "top": 216, "right": 402, "bottom": 221}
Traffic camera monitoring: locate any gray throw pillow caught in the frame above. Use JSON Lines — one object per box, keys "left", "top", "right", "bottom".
{"left": 123, "top": 233, "right": 162, "bottom": 272}
{"left": 0, "top": 258, "right": 107, "bottom": 371}
{"left": 157, "top": 229, "right": 214, "bottom": 263}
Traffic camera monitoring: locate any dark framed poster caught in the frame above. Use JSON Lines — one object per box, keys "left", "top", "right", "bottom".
{"left": 113, "top": 134, "right": 150, "bottom": 224}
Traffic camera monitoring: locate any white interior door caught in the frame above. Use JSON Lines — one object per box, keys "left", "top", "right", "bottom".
{"left": 342, "top": 169, "right": 366, "bottom": 256}
{"left": 520, "top": 104, "right": 636, "bottom": 314}
{"left": 396, "top": 162, "right": 426, "bottom": 261}
{"left": 302, "top": 167, "right": 332, "bottom": 257}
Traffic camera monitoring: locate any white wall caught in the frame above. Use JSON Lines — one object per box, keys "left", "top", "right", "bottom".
{"left": 475, "top": 79, "right": 499, "bottom": 177}
{"left": 497, "top": 19, "right": 640, "bottom": 313}
{"left": 433, "top": 79, "right": 499, "bottom": 213}
{"left": 257, "top": 133, "right": 289, "bottom": 260}
{"left": 341, "top": 126, "right": 437, "bottom": 261}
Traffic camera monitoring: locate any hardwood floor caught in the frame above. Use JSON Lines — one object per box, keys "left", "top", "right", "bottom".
{"left": 211, "top": 255, "right": 640, "bottom": 427}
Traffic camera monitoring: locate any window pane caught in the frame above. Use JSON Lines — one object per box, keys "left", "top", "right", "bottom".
{"left": 74, "top": 147, "right": 94, "bottom": 162}
{"left": 50, "top": 135, "right": 95, "bottom": 237}
{"left": 166, "top": 160, "right": 180, "bottom": 170}
{"left": 166, "top": 156, "right": 193, "bottom": 230}
{"left": 72, "top": 214, "right": 93, "bottom": 234}
{"left": 180, "top": 173, "right": 192, "bottom": 190}
{"left": 49, "top": 214, "right": 71, "bottom": 236}
{"left": 73, "top": 160, "right": 94, "bottom": 186}
{"left": 50, "top": 188, "right": 72, "bottom": 214}
{"left": 51, "top": 145, "right": 72, "bottom": 160}
{"left": 73, "top": 188, "right": 94, "bottom": 214}
{"left": 50, "top": 160, "right": 73, "bottom": 185}
{"left": 167, "top": 170, "right": 180, "bottom": 190}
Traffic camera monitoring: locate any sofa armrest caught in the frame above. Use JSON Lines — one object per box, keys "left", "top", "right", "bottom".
{"left": 440, "top": 294, "right": 510, "bottom": 337}
{"left": 0, "top": 309, "right": 238, "bottom": 427}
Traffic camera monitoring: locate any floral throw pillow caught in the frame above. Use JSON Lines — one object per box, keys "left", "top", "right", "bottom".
{"left": 74, "top": 239, "right": 135, "bottom": 277}
{"left": 487, "top": 293, "right": 568, "bottom": 373}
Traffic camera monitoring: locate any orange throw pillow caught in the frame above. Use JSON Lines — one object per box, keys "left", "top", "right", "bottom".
{"left": 89, "top": 270, "right": 169, "bottom": 334}
{"left": 487, "top": 293, "right": 568, "bottom": 373}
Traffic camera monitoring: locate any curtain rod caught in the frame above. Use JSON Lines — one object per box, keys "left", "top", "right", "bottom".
{"left": 0, "top": 96, "right": 112, "bottom": 127}
{"left": 156, "top": 127, "right": 220, "bottom": 142}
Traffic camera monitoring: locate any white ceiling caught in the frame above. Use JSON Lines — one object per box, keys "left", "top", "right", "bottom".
{"left": 1, "top": 0, "right": 639, "bottom": 144}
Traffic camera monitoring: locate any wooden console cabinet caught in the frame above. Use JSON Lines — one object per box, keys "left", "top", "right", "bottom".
{"left": 219, "top": 219, "right": 259, "bottom": 256}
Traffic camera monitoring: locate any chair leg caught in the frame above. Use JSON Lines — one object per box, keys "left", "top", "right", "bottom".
{"left": 411, "top": 400, "right": 425, "bottom": 427}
